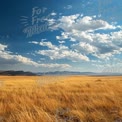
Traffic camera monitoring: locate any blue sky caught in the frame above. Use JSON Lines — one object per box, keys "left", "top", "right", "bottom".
{"left": 0, "top": 0, "right": 122, "bottom": 72}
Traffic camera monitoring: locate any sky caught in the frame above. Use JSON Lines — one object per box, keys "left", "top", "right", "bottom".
{"left": 0, "top": 0, "right": 122, "bottom": 73}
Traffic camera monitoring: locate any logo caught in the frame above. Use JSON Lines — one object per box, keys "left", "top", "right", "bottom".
{"left": 21, "top": 7, "right": 53, "bottom": 38}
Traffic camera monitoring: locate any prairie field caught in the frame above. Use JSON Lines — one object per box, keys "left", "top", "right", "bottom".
{"left": 0, "top": 76, "right": 122, "bottom": 122}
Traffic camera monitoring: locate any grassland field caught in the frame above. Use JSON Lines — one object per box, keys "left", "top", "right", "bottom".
{"left": 0, "top": 75, "right": 122, "bottom": 122}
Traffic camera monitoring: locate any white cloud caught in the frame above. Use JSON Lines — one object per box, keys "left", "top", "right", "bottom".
{"left": 58, "top": 41, "right": 65, "bottom": 44}
{"left": 71, "top": 42, "right": 97, "bottom": 54}
{"left": 37, "top": 41, "right": 89, "bottom": 61}
{"left": 38, "top": 63, "right": 71, "bottom": 68}
{"left": 51, "top": 12, "right": 57, "bottom": 16}
{"left": 51, "top": 14, "right": 122, "bottom": 60}
{"left": 47, "top": 19, "right": 56, "bottom": 26}
{"left": 39, "top": 41, "right": 57, "bottom": 49}
{"left": 0, "top": 44, "right": 7, "bottom": 51}
{"left": 0, "top": 44, "right": 36, "bottom": 65}
{"left": 56, "top": 15, "right": 117, "bottom": 33}
{"left": 29, "top": 41, "right": 38, "bottom": 44}
{"left": 56, "top": 32, "right": 69, "bottom": 40}
{"left": 70, "top": 31, "right": 122, "bottom": 60}
{"left": 0, "top": 43, "right": 71, "bottom": 69}
{"left": 29, "top": 14, "right": 122, "bottom": 71}
{"left": 53, "top": 14, "right": 120, "bottom": 42}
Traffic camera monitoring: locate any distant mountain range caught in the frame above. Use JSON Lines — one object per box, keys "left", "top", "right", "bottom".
{"left": 0, "top": 70, "right": 122, "bottom": 76}
{"left": 0, "top": 70, "right": 36, "bottom": 76}
{"left": 36, "top": 71, "right": 97, "bottom": 75}
{"left": 37, "top": 71, "right": 122, "bottom": 76}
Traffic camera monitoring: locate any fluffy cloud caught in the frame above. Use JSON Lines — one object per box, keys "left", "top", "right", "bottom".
{"left": 0, "top": 44, "right": 39, "bottom": 65}
{"left": 0, "top": 44, "right": 7, "bottom": 51}
{"left": 39, "top": 41, "right": 57, "bottom": 49}
{"left": 71, "top": 31, "right": 122, "bottom": 60}
{"left": 50, "top": 12, "right": 57, "bottom": 16}
{"left": 49, "top": 14, "right": 122, "bottom": 60}
{"left": 36, "top": 41, "right": 89, "bottom": 61}
{"left": 0, "top": 43, "right": 71, "bottom": 69}
{"left": 71, "top": 42, "right": 97, "bottom": 54}
{"left": 29, "top": 14, "right": 122, "bottom": 71}
{"left": 54, "top": 15, "right": 117, "bottom": 33}
{"left": 58, "top": 40, "right": 65, "bottom": 44}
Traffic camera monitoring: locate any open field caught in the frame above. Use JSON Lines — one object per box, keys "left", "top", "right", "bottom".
{"left": 0, "top": 76, "right": 122, "bottom": 122}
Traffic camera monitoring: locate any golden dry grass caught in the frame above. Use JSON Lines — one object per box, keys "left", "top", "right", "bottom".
{"left": 0, "top": 75, "right": 122, "bottom": 122}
